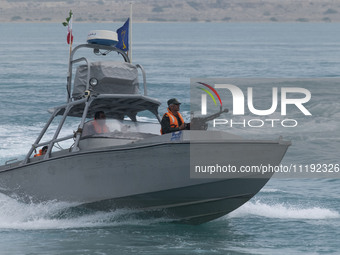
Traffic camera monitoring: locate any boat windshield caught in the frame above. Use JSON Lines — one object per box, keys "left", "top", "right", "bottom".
{"left": 82, "top": 118, "right": 161, "bottom": 139}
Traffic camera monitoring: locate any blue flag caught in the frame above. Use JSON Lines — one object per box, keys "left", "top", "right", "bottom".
{"left": 116, "top": 18, "right": 129, "bottom": 51}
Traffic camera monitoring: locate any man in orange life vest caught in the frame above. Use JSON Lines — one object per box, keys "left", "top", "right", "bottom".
{"left": 83, "top": 111, "right": 109, "bottom": 136}
{"left": 34, "top": 146, "right": 48, "bottom": 157}
{"left": 160, "top": 98, "right": 190, "bottom": 135}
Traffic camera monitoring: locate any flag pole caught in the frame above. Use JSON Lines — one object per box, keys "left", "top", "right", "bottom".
{"left": 69, "top": 12, "right": 73, "bottom": 57}
{"left": 129, "top": 2, "right": 132, "bottom": 63}
{"left": 67, "top": 13, "right": 73, "bottom": 102}
{"left": 63, "top": 10, "right": 73, "bottom": 102}
{"left": 67, "top": 11, "right": 73, "bottom": 102}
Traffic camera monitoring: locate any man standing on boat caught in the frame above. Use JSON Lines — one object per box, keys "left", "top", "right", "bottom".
{"left": 160, "top": 98, "right": 190, "bottom": 134}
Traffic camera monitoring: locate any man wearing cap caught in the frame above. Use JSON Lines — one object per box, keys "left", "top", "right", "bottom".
{"left": 160, "top": 98, "right": 189, "bottom": 135}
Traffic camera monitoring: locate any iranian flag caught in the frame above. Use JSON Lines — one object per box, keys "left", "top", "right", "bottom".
{"left": 63, "top": 10, "right": 73, "bottom": 45}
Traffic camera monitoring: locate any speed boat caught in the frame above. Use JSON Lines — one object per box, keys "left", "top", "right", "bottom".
{"left": 0, "top": 31, "right": 290, "bottom": 224}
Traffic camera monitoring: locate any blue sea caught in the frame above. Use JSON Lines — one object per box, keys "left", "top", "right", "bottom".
{"left": 1, "top": 22, "right": 340, "bottom": 254}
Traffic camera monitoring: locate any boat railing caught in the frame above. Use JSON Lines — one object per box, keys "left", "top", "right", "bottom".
{"left": 5, "top": 158, "right": 18, "bottom": 165}
{"left": 22, "top": 134, "right": 75, "bottom": 164}
{"left": 66, "top": 44, "right": 147, "bottom": 100}
{"left": 67, "top": 44, "right": 130, "bottom": 102}
{"left": 67, "top": 43, "right": 131, "bottom": 102}
{"left": 22, "top": 99, "right": 86, "bottom": 164}
{"left": 71, "top": 57, "right": 90, "bottom": 93}
{"left": 136, "top": 64, "right": 147, "bottom": 96}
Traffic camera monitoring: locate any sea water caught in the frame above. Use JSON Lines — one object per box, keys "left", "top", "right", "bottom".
{"left": 0, "top": 22, "right": 340, "bottom": 254}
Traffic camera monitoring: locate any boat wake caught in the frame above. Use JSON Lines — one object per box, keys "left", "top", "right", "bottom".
{"left": 227, "top": 199, "right": 340, "bottom": 220}
{"left": 0, "top": 193, "right": 172, "bottom": 230}
{"left": 2, "top": 191, "right": 338, "bottom": 230}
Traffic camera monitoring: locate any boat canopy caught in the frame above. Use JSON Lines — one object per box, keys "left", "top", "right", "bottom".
{"left": 52, "top": 94, "right": 161, "bottom": 121}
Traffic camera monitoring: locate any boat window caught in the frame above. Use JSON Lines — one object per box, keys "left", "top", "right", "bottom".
{"left": 82, "top": 119, "right": 160, "bottom": 138}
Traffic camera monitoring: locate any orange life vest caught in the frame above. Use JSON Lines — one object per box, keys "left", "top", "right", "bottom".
{"left": 93, "top": 120, "right": 109, "bottom": 134}
{"left": 34, "top": 149, "right": 43, "bottom": 157}
{"left": 160, "top": 108, "right": 185, "bottom": 134}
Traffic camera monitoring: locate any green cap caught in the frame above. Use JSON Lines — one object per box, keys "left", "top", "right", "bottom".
{"left": 167, "top": 98, "right": 181, "bottom": 106}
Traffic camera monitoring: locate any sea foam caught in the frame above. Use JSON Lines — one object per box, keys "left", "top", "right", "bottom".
{"left": 0, "top": 193, "right": 171, "bottom": 230}
{"left": 228, "top": 200, "right": 340, "bottom": 220}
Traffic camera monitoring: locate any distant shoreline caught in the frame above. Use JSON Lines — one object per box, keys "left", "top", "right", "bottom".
{"left": 1, "top": 21, "right": 339, "bottom": 24}
{"left": 1, "top": 0, "right": 340, "bottom": 23}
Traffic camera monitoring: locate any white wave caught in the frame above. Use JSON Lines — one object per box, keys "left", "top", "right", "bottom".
{"left": 0, "top": 193, "right": 170, "bottom": 230}
{"left": 228, "top": 200, "right": 340, "bottom": 220}
{"left": 0, "top": 193, "right": 79, "bottom": 230}
{"left": 260, "top": 188, "right": 284, "bottom": 193}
